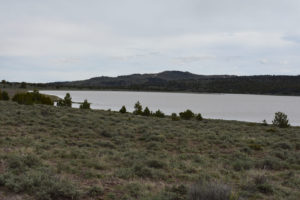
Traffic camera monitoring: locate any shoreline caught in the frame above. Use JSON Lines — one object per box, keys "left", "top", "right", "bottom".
{"left": 38, "top": 88, "right": 300, "bottom": 98}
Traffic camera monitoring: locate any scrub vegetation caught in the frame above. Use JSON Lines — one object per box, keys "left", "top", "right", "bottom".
{"left": 0, "top": 101, "right": 299, "bottom": 200}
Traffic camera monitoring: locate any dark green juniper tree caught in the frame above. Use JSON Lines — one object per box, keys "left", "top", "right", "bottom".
{"left": 143, "top": 107, "right": 151, "bottom": 116}
{"left": 119, "top": 105, "right": 127, "bottom": 113}
{"left": 272, "top": 112, "right": 290, "bottom": 128}
{"left": 195, "top": 113, "right": 203, "bottom": 121}
{"left": 154, "top": 109, "right": 165, "bottom": 118}
{"left": 171, "top": 113, "right": 180, "bottom": 121}
{"left": 80, "top": 100, "right": 91, "bottom": 109}
{"left": 179, "top": 109, "right": 195, "bottom": 120}
{"left": 57, "top": 93, "right": 72, "bottom": 107}
{"left": 2, "top": 91, "right": 10, "bottom": 101}
{"left": 20, "top": 82, "right": 27, "bottom": 89}
{"left": 133, "top": 101, "right": 143, "bottom": 115}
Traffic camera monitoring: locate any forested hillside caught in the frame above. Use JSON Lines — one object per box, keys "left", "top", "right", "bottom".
{"left": 46, "top": 71, "right": 300, "bottom": 95}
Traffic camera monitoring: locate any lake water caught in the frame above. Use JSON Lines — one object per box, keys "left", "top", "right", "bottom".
{"left": 41, "top": 90, "right": 300, "bottom": 126}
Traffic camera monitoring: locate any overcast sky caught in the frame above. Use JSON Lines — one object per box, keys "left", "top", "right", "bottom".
{"left": 1, "top": 0, "right": 300, "bottom": 82}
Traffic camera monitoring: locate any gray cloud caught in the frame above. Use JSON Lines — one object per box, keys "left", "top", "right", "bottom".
{"left": 282, "top": 34, "right": 300, "bottom": 44}
{"left": 1, "top": 0, "right": 300, "bottom": 82}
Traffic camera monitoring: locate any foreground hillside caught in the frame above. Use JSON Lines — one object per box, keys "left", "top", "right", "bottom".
{"left": 0, "top": 101, "right": 299, "bottom": 200}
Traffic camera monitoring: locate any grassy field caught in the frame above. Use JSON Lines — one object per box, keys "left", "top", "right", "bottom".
{"left": 0, "top": 101, "right": 299, "bottom": 200}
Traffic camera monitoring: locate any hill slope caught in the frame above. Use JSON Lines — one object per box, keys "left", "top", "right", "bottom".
{"left": 45, "top": 71, "right": 300, "bottom": 95}
{"left": 0, "top": 101, "right": 299, "bottom": 199}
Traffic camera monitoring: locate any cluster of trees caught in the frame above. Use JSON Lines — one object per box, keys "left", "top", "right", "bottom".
{"left": 119, "top": 101, "right": 291, "bottom": 127}
{"left": 12, "top": 90, "right": 53, "bottom": 105}
{"left": 57, "top": 93, "right": 91, "bottom": 109}
{"left": 133, "top": 101, "right": 165, "bottom": 117}
{"left": 6, "top": 89, "right": 292, "bottom": 127}
{"left": 178, "top": 109, "right": 203, "bottom": 121}
{"left": 170, "top": 110, "right": 202, "bottom": 121}
{"left": 119, "top": 101, "right": 166, "bottom": 118}
{"left": 57, "top": 93, "right": 72, "bottom": 107}
{"left": 0, "top": 89, "right": 9, "bottom": 101}
{"left": 9, "top": 91, "right": 91, "bottom": 110}
{"left": 119, "top": 101, "right": 203, "bottom": 121}
{"left": 42, "top": 73, "right": 300, "bottom": 96}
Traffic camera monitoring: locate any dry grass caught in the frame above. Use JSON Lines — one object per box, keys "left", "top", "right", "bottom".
{"left": 0, "top": 101, "right": 299, "bottom": 200}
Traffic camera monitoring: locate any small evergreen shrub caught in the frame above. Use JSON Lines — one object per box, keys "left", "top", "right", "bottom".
{"left": 1, "top": 91, "right": 9, "bottom": 100}
{"left": 133, "top": 164, "right": 153, "bottom": 178}
{"left": 57, "top": 93, "right": 72, "bottom": 107}
{"left": 87, "top": 186, "right": 104, "bottom": 197}
{"left": 154, "top": 109, "right": 165, "bottom": 118}
{"left": 119, "top": 105, "right": 127, "bottom": 113}
{"left": 273, "top": 142, "right": 292, "bottom": 150}
{"left": 80, "top": 100, "right": 90, "bottom": 109}
{"left": 142, "top": 107, "right": 151, "bottom": 116}
{"left": 0, "top": 170, "right": 80, "bottom": 200}
{"left": 232, "top": 160, "right": 253, "bottom": 171}
{"left": 171, "top": 113, "right": 180, "bottom": 121}
{"left": 255, "top": 157, "right": 286, "bottom": 170}
{"left": 272, "top": 112, "right": 290, "bottom": 128}
{"left": 262, "top": 119, "right": 268, "bottom": 126}
{"left": 248, "top": 143, "right": 263, "bottom": 151}
{"left": 188, "top": 181, "right": 236, "bottom": 200}
{"left": 20, "top": 82, "right": 27, "bottom": 89}
{"left": 180, "top": 109, "right": 194, "bottom": 120}
{"left": 253, "top": 174, "right": 274, "bottom": 194}
{"left": 133, "top": 101, "right": 143, "bottom": 115}
{"left": 146, "top": 160, "right": 166, "bottom": 169}
{"left": 196, "top": 113, "right": 203, "bottom": 121}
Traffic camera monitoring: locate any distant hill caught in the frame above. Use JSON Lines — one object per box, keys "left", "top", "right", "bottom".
{"left": 47, "top": 71, "right": 234, "bottom": 88}
{"left": 43, "top": 70, "right": 300, "bottom": 95}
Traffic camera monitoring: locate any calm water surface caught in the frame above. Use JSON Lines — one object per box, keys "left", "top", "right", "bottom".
{"left": 41, "top": 90, "right": 300, "bottom": 125}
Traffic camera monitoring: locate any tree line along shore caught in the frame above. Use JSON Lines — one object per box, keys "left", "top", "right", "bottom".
{"left": 0, "top": 89, "right": 292, "bottom": 128}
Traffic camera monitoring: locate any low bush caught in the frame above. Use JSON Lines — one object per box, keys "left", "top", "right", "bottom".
{"left": 20, "top": 82, "right": 27, "bottom": 88}
{"left": 272, "top": 112, "right": 290, "bottom": 128}
{"left": 12, "top": 90, "right": 53, "bottom": 105}
{"left": 57, "top": 93, "right": 72, "bottom": 107}
{"left": 154, "top": 109, "right": 165, "bottom": 118}
{"left": 273, "top": 142, "right": 292, "bottom": 150}
{"left": 248, "top": 143, "right": 263, "bottom": 151}
{"left": 133, "top": 101, "right": 143, "bottom": 115}
{"left": 119, "top": 105, "right": 127, "bottom": 113}
{"left": 1, "top": 153, "right": 80, "bottom": 200}
{"left": 253, "top": 174, "right": 274, "bottom": 194}
{"left": 0, "top": 170, "right": 80, "bottom": 200}
{"left": 0, "top": 90, "right": 9, "bottom": 101}
{"left": 256, "top": 157, "right": 287, "bottom": 170}
{"left": 133, "top": 164, "right": 153, "bottom": 178}
{"left": 146, "top": 159, "right": 166, "bottom": 169}
{"left": 87, "top": 185, "right": 104, "bottom": 197}
{"left": 143, "top": 107, "right": 151, "bottom": 116}
{"left": 180, "top": 110, "right": 194, "bottom": 120}
{"left": 262, "top": 119, "right": 268, "bottom": 126}
{"left": 188, "top": 181, "right": 237, "bottom": 200}
{"left": 80, "top": 99, "right": 90, "bottom": 109}
{"left": 6, "top": 153, "right": 41, "bottom": 172}
{"left": 195, "top": 113, "right": 203, "bottom": 121}
{"left": 171, "top": 113, "right": 180, "bottom": 121}
{"left": 232, "top": 159, "right": 253, "bottom": 171}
